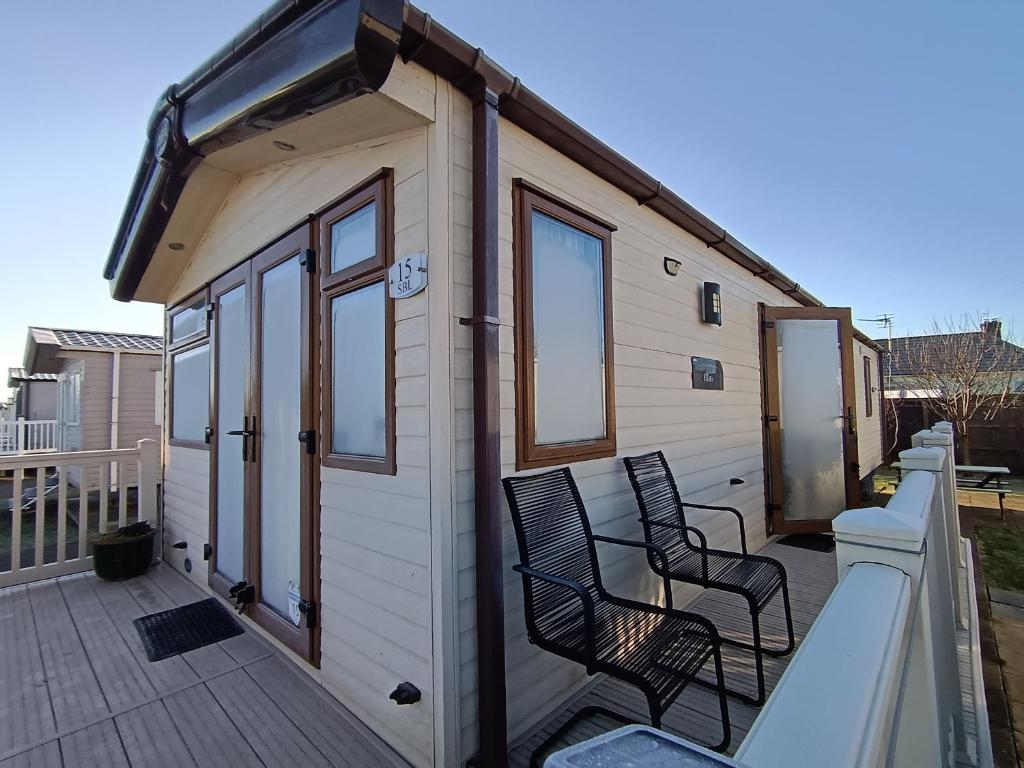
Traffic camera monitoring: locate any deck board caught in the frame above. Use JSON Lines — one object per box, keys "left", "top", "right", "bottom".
{"left": 59, "top": 720, "right": 130, "bottom": 768}
{"left": 0, "top": 585, "right": 56, "bottom": 754}
{"left": 508, "top": 540, "right": 838, "bottom": 766}
{"left": 26, "top": 580, "right": 109, "bottom": 733}
{"left": 0, "top": 564, "right": 409, "bottom": 768}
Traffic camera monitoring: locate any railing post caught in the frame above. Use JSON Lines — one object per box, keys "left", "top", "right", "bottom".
{"left": 16, "top": 417, "right": 26, "bottom": 455}
{"left": 137, "top": 438, "right": 160, "bottom": 564}
{"left": 834, "top": 453, "right": 961, "bottom": 768}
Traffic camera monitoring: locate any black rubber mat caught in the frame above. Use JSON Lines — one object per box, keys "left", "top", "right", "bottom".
{"left": 776, "top": 533, "right": 836, "bottom": 553}
{"left": 134, "top": 598, "right": 244, "bottom": 662}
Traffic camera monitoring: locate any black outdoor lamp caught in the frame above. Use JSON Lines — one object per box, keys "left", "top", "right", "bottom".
{"left": 702, "top": 282, "right": 722, "bottom": 325}
{"left": 663, "top": 257, "right": 682, "bottom": 276}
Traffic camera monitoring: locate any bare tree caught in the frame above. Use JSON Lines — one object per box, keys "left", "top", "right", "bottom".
{"left": 891, "top": 315, "right": 1022, "bottom": 464}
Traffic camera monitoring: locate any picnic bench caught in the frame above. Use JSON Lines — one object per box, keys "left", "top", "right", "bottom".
{"left": 892, "top": 462, "right": 1013, "bottom": 518}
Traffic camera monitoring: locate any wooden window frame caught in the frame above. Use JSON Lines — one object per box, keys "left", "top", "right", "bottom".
{"left": 319, "top": 170, "right": 396, "bottom": 475}
{"left": 319, "top": 169, "right": 393, "bottom": 292}
{"left": 167, "top": 338, "right": 211, "bottom": 450}
{"left": 512, "top": 179, "right": 617, "bottom": 470}
{"left": 166, "top": 287, "right": 210, "bottom": 352}
{"left": 864, "top": 355, "right": 874, "bottom": 417}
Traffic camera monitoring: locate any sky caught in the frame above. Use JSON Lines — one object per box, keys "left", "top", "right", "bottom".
{"left": 1, "top": 0, "right": 1021, "bottom": 399}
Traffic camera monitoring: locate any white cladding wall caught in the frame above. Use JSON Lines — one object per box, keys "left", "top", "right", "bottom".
{"left": 160, "top": 126, "right": 436, "bottom": 768}
{"left": 450, "top": 97, "right": 805, "bottom": 758}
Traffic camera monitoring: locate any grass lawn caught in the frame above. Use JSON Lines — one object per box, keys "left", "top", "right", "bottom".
{"left": 976, "top": 526, "right": 1024, "bottom": 593}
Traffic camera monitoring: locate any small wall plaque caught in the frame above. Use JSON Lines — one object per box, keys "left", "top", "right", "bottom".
{"left": 691, "top": 357, "right": 724, "bottom": 390}
{"left": 388, "top": 252, "right": 427, "bottom": 299}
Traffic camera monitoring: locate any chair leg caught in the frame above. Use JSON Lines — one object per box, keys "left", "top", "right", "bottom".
{"left": 708, "top": 644, "right": 732, "bottom": 753}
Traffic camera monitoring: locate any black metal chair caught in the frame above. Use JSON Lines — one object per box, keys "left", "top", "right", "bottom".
{"left": 623, "top": 451, "right": 795, "bottom": 706}
{"left": 503, "top": 467, "right": 731, "bottom": 757}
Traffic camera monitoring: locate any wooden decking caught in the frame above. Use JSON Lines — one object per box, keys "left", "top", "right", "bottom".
{"left": 0, "top": 565, "right": 407, "bottom": 768}
{"left": 509, "top": 540, "right": 839, "bottom": 765}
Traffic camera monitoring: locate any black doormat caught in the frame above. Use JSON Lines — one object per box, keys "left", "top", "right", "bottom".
{"left": 776, "top": 533, "right": 836, "bottom": 553}
{"left": 134, "top": 598, "right": 244, "bottom": 662}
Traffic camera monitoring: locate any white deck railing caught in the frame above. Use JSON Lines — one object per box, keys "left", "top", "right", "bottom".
{"left": 0, "top": 419, "right": 59, "bottom": 455}
{"left": 735, "top": 422, "right": 991, "bottom": 768}
{"left": 0, "top": 439, "right": 159, "bottom": 587}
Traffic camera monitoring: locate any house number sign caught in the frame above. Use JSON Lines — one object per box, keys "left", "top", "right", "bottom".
{"left": 691, "top": 357, "right": 724, "bottom": 390}
{"left": 388, "top": 252, "right": 427, "bottom": 299}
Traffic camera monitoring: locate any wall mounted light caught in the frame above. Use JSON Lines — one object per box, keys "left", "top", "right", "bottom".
{"left": 702, "top": 282, "right": 722, "bottom": 325}
{"left": 663, "top": 257, "right": 682, "bottom": 276}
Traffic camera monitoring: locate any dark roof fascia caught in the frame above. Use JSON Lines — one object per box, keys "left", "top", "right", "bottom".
{"left": 108, "top": 0, "right": 852, "bottom": 316}
{"left": 399, "top": 5, "right": 826, "bottom": 311}
{"left": 104, "top": 0, "right": 404, "bottom": 301}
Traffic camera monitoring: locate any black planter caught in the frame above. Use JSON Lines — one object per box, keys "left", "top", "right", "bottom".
{"left": 93, "top": 528, "right": 156, "bottom": 581}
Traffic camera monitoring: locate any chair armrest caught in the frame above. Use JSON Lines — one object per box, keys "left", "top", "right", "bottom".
{"left": 638, "top": 520, "right": 710, "bottom": 580}
{"left": 512, "top": 564, "right": 596, "bottom": 664}
{"left": 592, "top": 534, "right": 675, "bottom": 610}
{"left": 680, "top": 502, "right": 748, "bottom": 554}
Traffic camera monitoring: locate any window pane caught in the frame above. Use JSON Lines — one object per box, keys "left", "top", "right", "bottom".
{"left": 331, "top": 282, "right": 386, "bottom": 457}
{"left": 330, "top": 202, "right": 376, "bottom": 274}
{"left": 171, "top": 300, "right": 206, "bottom": 343}
{"left": 171, "top": 345, "right": 209, "bottom": 441}
{"left": 531, "top": 211, "right": 607, "bottom": 444}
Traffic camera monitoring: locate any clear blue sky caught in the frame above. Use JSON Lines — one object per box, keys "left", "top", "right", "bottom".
{"left": 1, "top": 0, "right": 1021, "bottom": 399}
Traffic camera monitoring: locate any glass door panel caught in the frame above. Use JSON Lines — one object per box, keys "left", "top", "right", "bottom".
{"left": 214, "top": 281, "right": 248, "bottom": 585}
{"left": 776, "top": 318, "right": 846, "bottom": 520}
{"left": 258, "top": 255, "right": 302, "bottom": 622}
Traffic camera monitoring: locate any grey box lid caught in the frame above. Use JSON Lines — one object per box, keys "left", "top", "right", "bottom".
{"left": 544, "top": 725, "right": 747, "bottom": 768}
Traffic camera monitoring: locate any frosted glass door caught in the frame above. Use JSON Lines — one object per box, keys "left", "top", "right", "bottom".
{"left": 776, "top": 318, "right": 846, "bottom": 521}
{"left": 258, "top": 256, "right": 302, "bottom": 621}
{"left": 215, "top": 283, "right": 248, "bottom": 584}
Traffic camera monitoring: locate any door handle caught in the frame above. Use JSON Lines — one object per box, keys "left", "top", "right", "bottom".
{"left": 839, "top": 407, "right": 856, "bottom": 436}
{"left": 227, "top": 416, "right": 257, "bottom": 461}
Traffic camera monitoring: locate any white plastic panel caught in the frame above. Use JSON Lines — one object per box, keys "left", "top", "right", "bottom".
{"left": 215, "top": 284, "right": 247, "bottom": 584}
{"left": 331, "top": 282, "right": 385, "bottom": 457}
{"left": 531, "top": 211, "right": 607, "bottom": 445}
{"left": 777, "top": 318, "right": 847, "bottom": 521}
{"left": 258, "top": 257, "right": 301, "bottom": 620}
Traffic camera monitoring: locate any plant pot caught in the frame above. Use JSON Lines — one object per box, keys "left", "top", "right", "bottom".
{"left": 92, "top": 527, "right": 156, "bottom": 581}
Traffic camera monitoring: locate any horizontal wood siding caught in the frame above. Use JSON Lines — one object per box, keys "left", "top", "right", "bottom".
{"left": 451, "top": 103, "right": 803, "bottom": 760}
{"left": 318, "top": 133, "right": 434, "bottom": 768}
{"left": 161, "top": 445, "right": 211, "bottom": 590}
{"left": 164, "top": 121, "right": 436, "bottom": 766}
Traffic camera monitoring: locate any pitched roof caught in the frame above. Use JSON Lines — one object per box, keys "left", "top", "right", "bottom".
{"left": 874, "top": 331, "right": 1024, "bottom": 377}
{"left": 29, "top": 327, "right": 162, "bottom": 352}
{"left": 7, "top": 367, "right": 59, "bottom": 383}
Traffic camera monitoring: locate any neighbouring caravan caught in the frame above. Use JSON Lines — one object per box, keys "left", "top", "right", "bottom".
{"left": 19, "top": 327, "right": 163, "bottom": 485}
{"left": 102, "top": 3, "right": 884, "bottom": 765}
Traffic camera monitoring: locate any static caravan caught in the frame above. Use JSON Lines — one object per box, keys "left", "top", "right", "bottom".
{"left": 20, "top": 327, "right": 163, "bottom": 485}
{"left": 102, "top": 2, "right": 884, "bottom": 765}
{"left": 6, "top": 368, "right": 58, "bottom": 421}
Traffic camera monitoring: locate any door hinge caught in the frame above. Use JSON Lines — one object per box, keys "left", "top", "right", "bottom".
{"left": 298, "top": 599, "right": 317, "bottom": 628}
{"left": 298, "top": 429, "right": 317, "bottom": 455}
{"left": 762, "top": 320, "right": 775, "bottom": 330}
{"left": 765, "top": 415, "right": 779, "bottom": 423}
{"left": 299, "top": 249, "right": 316, "bottom": 274}
{"left": 769, "top": 503, "right": 783, "bottom": 511}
